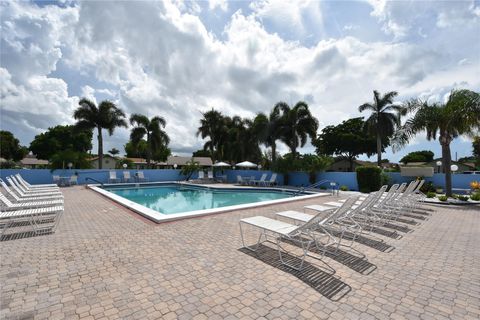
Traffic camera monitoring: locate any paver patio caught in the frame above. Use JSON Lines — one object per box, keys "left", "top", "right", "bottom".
{"left": 1, "top": 186, "right": 479, "bottom": 320}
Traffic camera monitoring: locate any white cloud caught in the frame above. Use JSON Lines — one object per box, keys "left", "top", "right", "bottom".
{"left": 208, "top": 0, "right": 228, "bottom": 11}
{"left": 1, "top": 0, "right": 479, "bottom": 161}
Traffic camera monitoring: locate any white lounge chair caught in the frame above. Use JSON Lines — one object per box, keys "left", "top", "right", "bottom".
{"left": 14, "top": 175, "right": 59, "bottom": 192}
{"left": 0, "top": 179, "right": 63, "bottom": 202}
{"left": 207, "top": 171, "right": 214, "bottom": 180}
{"left": 236, "top": 175, "right": 247, "bottom": 186}
{"left": 1, "top": 206, "right": 63, "bottom": 237}
{"left": 239, "top": 213, "right": 327, "bottom": 271}
{"left": 123, "top": 171, "right": 132, "bottom": 183}
{"left": 136, "top": 171, "right": 148, "bottom": 182}
{"left": 69, "top": 175, "right": 78, "bottom": 186}
{"left": 0, "top": 193, "right": 63, "bottom": 211}
{"left": 265, "top": 173, "right": 277, "bottom": 186}
{"left": 4, "top": 178, "right": 63, "bottom": 200}
{"left": 252, "top": 174, "right": 267, "bottom": 186}
{"left": 109, "top": 171, "right": 119, "bottom": 183}
{"left": 16, "top": 174, "right": 58, "bottom": 189}
{"left": 7, "top": 177, "right": 62, "bottom": 196}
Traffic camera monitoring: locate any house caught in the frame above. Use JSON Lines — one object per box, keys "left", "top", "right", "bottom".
{"left": 20, "top": 154, "right": 49, "bottom": 169}
{"left": 166, "top": 156, "right": 213, "bottom": 168}
{"left": 403, "top": 159, "right": 475, "bottom": 173}
{"left": 89, "top": 155, "right": 118, "bottom": 169}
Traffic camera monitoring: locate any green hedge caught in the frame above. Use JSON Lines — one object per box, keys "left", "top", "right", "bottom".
{"left": 356, "top": 166, "right": 382, "bottom": 193}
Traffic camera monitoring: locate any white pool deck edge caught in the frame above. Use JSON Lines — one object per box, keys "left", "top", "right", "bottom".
{"left": 88, "top": 181, "right": 330, "bottom": 223}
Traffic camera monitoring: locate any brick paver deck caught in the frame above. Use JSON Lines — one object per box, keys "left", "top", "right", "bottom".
{"left": 1, "top": 186, "right": 479, "bottom": 319}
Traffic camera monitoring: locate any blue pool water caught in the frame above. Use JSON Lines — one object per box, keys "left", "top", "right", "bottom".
{"left": 105, "top": 184, "right": 295, "bottom": 214}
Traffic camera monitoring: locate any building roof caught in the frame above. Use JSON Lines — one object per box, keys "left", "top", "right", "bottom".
{"left": 167, "top": 156, "right": 213, "bottom": 166}
{"left": 126, "top": 157, "right": 147, "bottom": 164}
{"left": 20, "top": 157, "right": 49, "bottom": 165}
{"left": 88, "top": 155, "right": 116, "bottom": 161}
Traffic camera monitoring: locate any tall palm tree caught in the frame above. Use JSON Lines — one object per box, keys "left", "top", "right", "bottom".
{"left": 129, "top": 114, "right": 170, "bottom": 167}
{"left": 253, "top": 109, "right": 282, "bottom": 163}
{"left": 358, "top": 90, "right": 403, "bottom": 166}
{"left": 393, "top": 89, "right": 480, "bottom": 196}
{"left": 73, "top": 98, "right": 127, "bottom": 169}
{"left": 196, "top": 109, "right": 226, "bottom": 162}
{"left": 224, "top": 116, "right": 261, "bottom": 163}
{"left": 274, "top": 101, "right": 319, "bottom": 158}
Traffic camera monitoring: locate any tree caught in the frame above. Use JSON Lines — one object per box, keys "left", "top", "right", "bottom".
{"left": 252, "top": 109, "right": 282, "bottom": 163}
{"left": 358, "top": 90, "right": 403, "bottom": 166}
{"left": 49, "top": 150, "right": 92, "bottom": 170}
{"left": 108, "top": 148, "right": 120, "bottom": 156}
{"left": 124, "top": 139, "right": 170, "bottom": 162}
{"left": 29, "top": 125, "right": 93, "bottom": 160}
{"left": 197, "top": 109, "right": 226, "bottom": 162}
{"left": 180, "top": 159, "right": 201, "bottom": 181}
{"left": 273, "top": 101, "right": 319, "bottom": 158}
{"left": 473, "top": 136, "right": 480, "bottom": 168}
{"left": 223, "top": 116, "right": 261, "bottom": 164}
{"left": 129, "top": 114, "right": 170, "bottom": 167}
{"left": 0, "top": 131, "right": 28, "bottom": 161}
{"left": 394, "top": 89, "right": 480, "bottom": 196}
{"left": 400, "top": 150, "right": 435, "bottom": 164}
{"left": 192, "top": 149, "right": 211, "bottom": 157}
{"left": 313, "top": 118, "right": 383, "bottom": 171}
{"left": 73, "top": 98, "right": 127, "bottom": 169}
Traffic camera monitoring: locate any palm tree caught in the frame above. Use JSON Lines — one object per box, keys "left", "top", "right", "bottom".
{"left": 393, "top": 89, "right": 480, "bottom": 196}
{"left": 196, "top": 109, "right": 226, "bottom": 162}
{"left": 129, "top": 114, "right": 170, "bottom": 167}
{"left": 358, "top": 90, "right": 403, "bottom": 166}
{"left": 274, "top": 101, "right": 319, "bottom": 158}
{"left": 253, "top": 109, "right": 282, "bottom": 163}
{"left": 73, "top": 98, "right": 127, "bottom": 169}
{"left": 224, "top": 116, "right": 261, "bottom": 163}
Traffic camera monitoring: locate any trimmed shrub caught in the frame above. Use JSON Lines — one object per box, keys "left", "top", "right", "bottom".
{"left": 458, "top": 195, "right": 469, "bottom": 201}
{"left": 426, "top": 192, "right": 436, "bottom": 198}
{"left": 471, "top": 192, "right": 480, "bottom": 201}
{"left": 339, "top": 185, "right": 349, "bottom": 191}
{"left": 438, "top": 195, "right": 448, "bottom": 202}
{"left": 356, "top": 166, "right": 382, "bottom": 193}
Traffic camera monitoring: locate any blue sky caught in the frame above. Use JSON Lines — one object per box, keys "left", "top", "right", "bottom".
{"left": 1, "top": 0, "right": 479, "bottom": 161}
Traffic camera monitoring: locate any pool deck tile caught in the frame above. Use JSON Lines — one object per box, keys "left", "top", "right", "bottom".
{"left": 1, "top": 186, "right": 479, "bottom": 319}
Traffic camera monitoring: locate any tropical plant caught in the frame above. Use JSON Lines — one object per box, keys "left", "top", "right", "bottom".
{"left": 73, "top": 98, "right": 127, "bottom": 169}
{"left": 252, "top": 109, "right": 282, "bottom": 163}
{"left": 224, "top": 116, "right": 261, "bottom": 164}
{"left": 49, "top": 150, "right": 92, "bottom": 170}
{"left": 180, "top": 159, "right": 201, "bottom": 181}
{"left": 0, "top": 131, "right": 28, "bottom": 161}
{"left": 356, "top": 166, "right": 382, "bottom": 193}
{"left": 426, "top": 192, "right": 436, "bottom": 198}
{"left": 108, "top": 148, "right": 120, "bottom": 156}
{"left": 438, "top": 195, "right": 448, "bottom": 202}
{"left": 471, "top": 192, "right": 480, "bottom": 201}
{"left": 400, "top": 150, "right": 434, "bottom": 164}
{"left": 197, "top": 109, "right": 226, "bottom": 162}
{"left": 129, "top": 114, "right": 170, "bottom": 167}
{"left": 393, "top": 89, "right": 480, "bottom": 196}
{"left": 473, "top": 136, "right": 480, "bottom": 168}
{"left": 273, "top": 101, "right": 319, "bottom": 158}
{"left": 358, "top": 90, "right": 403, "bottom": 166}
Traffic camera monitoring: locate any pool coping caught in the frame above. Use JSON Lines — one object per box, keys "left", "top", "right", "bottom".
{"left": 87, "top": 181, "right": 330, "bottom": 223}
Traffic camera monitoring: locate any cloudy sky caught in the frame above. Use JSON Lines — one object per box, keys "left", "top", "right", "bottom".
{"left": 1, "top": 0, "right": 479, "bottom": 162}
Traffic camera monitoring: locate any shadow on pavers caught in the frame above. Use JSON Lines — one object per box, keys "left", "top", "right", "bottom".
{"left": 239, "top": 244, "right": 352, "bottom": 301}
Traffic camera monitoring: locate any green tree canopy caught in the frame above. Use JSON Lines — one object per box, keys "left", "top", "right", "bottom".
{"left": 192, "top": 149, "right": 211, "bottom": 157}
{"left": 129, "top": 114, "right": 170, "bottom": 166}
{"left": 0, "top": 131, "right": 28, "bottom": 161}
{"left": 473, "top": 136, "right": 480, "bottom": 168}
{"left": 358, "top": 90, "right": 403, "bottom": 166}
{"left": 108, "top": 148, "right": 120, "bottom": 156}
{"left": 29, "top": 125, "right": 93, "bottom": 160}
{"left": 73, "top": 98, "right": 127, "bottom": 169}
{"left": 124, "top": 140, "right": 170, "bottom": 162}
{"left": 400, "top": 150, "right": 435, "bottom": 164}
{"left": 313, "top": 117, "right": 385, "bottom": 171}
{"left": 394, "top": 89, "right": 480, "bottom": 196}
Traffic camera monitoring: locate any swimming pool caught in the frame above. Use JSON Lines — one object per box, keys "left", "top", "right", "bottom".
{"left": 89, "top": 182, "right": 328, "bottom": 223}
{"left": 105, "top": 184, "right": 295, "bottom": 214}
